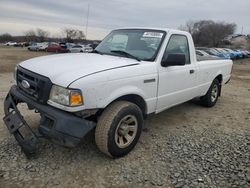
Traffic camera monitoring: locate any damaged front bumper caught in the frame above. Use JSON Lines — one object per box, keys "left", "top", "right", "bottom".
{"left": 3, "top": 85, "right": 96, "bottom": 157}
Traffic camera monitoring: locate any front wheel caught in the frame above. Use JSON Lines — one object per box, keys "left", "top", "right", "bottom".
{"left": 95, "top": 101, "right": 143, "bottom": 158}
{"left": 200, "top": 79, "right": 220, "bottom": 107}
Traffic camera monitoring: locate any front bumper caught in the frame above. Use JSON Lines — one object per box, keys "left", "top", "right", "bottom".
{"left": 3, "top": 85, "right": 96, "bottom": 157}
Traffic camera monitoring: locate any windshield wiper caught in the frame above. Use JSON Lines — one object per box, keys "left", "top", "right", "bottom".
{"left": 92, "top": 49, "right": 103, "bottom": 55}
{"left": 110, "top": 50, "right": 141, "bottom": 61}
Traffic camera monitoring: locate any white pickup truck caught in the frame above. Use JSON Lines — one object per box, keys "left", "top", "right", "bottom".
{"left": 3, "top": 28, "right": 232, "bottom": 158}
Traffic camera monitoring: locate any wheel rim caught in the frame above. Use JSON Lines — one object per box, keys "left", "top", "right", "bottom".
{"left": 211, "top": 84, "right": 218, "bottom": 102}
{"left": 115, "top": 115, "right": 138, "bottom": 148}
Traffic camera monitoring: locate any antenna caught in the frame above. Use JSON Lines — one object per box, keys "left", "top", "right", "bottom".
{"left": 85, "top": 3, "right": 90, "bottom": 40}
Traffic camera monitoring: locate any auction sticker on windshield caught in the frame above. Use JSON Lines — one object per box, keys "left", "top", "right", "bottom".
{"left": 143, "top": 32, "right": 163, "bottom": 38}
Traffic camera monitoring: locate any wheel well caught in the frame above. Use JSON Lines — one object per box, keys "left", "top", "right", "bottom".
{"left": 113, "top": 94, "right": 147, "bottom": 116}
{"left": 215, "top": 74, "right": 222, "bottom": 96}
{"left": 215, "top": 74, "right": 222, "bottom": 84}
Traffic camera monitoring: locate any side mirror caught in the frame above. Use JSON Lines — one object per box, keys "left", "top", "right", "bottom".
{"left": 161, "top": 54, "right": 186, "bottom": 67}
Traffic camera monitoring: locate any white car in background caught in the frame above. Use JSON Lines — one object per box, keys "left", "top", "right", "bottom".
{"left": 5, "top": 41, "right": 17, "bottom": 46}
{"left": 38, "top": 42, "right": 49, "bottom": 51}
{"left": 196, "top": 49, "right": 219, "bottom": 61}
{"left": 196, "top": 49, "right": 210, "bottom": 56}
{"left": 69, "top": 45, "right": 93, "bottom": 53}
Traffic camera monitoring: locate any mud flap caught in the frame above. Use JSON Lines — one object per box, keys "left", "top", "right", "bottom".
{"left": 3, "top": 94, "right": 39, "bottom": 158}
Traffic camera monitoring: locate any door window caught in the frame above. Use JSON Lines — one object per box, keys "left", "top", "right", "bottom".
{"left": 163, "top": 35, "right": 190, "bottom": 65}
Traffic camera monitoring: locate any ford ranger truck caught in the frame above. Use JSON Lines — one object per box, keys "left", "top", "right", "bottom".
{"left": 3, "top": 28, "right": 233, "bottom": 158}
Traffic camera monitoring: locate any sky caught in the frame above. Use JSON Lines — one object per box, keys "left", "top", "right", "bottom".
{"left": 0, "top": 0, "right": 249, "bottom": 40}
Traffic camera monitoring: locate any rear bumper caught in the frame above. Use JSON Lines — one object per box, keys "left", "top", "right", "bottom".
{"left": 3, "top": 85, "right": 96, "bottom": 155}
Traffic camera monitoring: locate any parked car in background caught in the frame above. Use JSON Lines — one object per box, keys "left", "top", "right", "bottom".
{"left": 38, "top": 42, "right": 49, "bottom": 51}
{"left": 238, "top": 50, "right": 249, "bottom": 58}
{"left": 243, "top": 50, "right": 250, "bottom": 57}
{"left": 69, "top": 45, "right": 93, "bottom": 53}
{"left": 46, "top": 43, "right": 69, "bottom": 53}
{"left": 223, "top": 48, "right": 239, "bottom": 59}
{"left": 195, "top": 49, "right": 217, "bottom": 57}
{"left": 215, "top": 48, "right": 236, "bottom": 60}
{"left": 213, "top": 48, "right": 231, "bottom": 59}
{"left": 196, "top": 49, "right": 220, "bottom": 61}
{"left": 196, "top": 47, "right": 228, "bottom": 59}
{"left": 83, "top": 45, "right": 93, "bottom": 53}
{"left": 27, "top": 43, "right": 39, "bottom": 51}
{"left": 5, "top": 41, "right": 17, "bottom": 46}
{"left": 230, "top": 49, "right": 243, "bottom": 59}
{"left": 15, "top": 42, "right": 29, "bottom": 47}
{"left": 234, "top": 50, "right": 244, "bottom": 59}
{"left": 69, "top": 45, "right": 83, "bottom": 53}
{"left": 65, "top": 43, "right": 75, "bottom": 49}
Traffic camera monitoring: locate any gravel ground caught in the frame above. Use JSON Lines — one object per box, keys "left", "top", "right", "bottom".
{"left": 0, "top": 56, "right": 250, "bottom": 187}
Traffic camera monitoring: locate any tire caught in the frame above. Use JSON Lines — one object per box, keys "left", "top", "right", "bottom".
{"left": 200, "top": 79, "right": 220, "bottom": 107}
{"left": 95, "top": 101, "right": 143, "bottom": 158}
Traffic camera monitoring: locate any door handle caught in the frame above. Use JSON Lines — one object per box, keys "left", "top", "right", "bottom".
{"left": 190, "top": 69, "right": 195, "bottom": 74}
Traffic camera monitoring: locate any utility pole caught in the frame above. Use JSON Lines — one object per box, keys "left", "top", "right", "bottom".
{"left": 241, "top": 26, "right": 243, "bottom": 35}
{"left": 85, "top": 3, "right": 90, "bottom": 40}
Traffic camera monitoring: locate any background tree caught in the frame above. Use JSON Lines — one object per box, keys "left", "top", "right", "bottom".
{"left": 36, "top": 28, "right": 49, "bottom": 42}
{"left": 0, "top": 33, "right": 13, "bottom": 43}
{"left": 63, "top": 28, "right": 85, "bottom": 43}
{"left": 24, "top": 30, "right": 37, "bottom": 42}
{"left": 179, "top": 20, "right": 236, "bottom": 47}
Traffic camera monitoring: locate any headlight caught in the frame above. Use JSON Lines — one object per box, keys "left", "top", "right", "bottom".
{"left": 49, "top": 85, "right": 83, "bottom": 106}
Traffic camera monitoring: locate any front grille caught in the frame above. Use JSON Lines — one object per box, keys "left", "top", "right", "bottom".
{"left": 16, "top": 66, "right": 52, "bottom": 104}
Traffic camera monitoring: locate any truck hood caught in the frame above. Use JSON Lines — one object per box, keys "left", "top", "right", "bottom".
{"left": 19, "top": 53, "right": 139, "bottom": 87}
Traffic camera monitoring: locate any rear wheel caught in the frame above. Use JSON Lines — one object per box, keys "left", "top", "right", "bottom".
{"left": 200, "top": 79, "right": 220, "bottom": 107}
{"left": 95, "top": 101, "right": 143, "bottom": 158}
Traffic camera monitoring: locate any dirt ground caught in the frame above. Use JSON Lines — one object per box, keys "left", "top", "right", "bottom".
{"left": 0, "top": 45, "right": 49, "bottom": 73}
{"left": 0, "top": 47, "right": 250, "bottom": 188}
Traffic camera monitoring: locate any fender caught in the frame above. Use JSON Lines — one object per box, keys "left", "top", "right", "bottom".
{"left": 102, "top": 85, "right": 147, "bottom": 107}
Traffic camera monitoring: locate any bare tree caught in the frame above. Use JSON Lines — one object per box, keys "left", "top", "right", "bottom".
{"left": 178, "top": 20, "right": 195, "bottom": 34}
{"left": 63, "top": 28, "right": 85, "bottom": 43}
{"left": 179, "top": 20, "right": 236, "bottom": 47}
{"left": 36, "top": 28, "right": 49, "bottom": 42}
{"left": 0, "top": 33, "right": 13, "bottom": 43}
{"left": 24, "top": 30, "right": 37, "bottom": 42}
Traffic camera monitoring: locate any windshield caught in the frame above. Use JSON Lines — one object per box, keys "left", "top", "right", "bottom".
{"left": 95, "top": 29, "right": 166, "bottom": 61}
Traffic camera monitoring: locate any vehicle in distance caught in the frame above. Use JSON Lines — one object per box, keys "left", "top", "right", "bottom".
{"left": 3, "top": 28, "right": 233, "bottom": 158}
{"left": 69, "top": 45, "right": 93, "bottom": 53}
{"left": 5, "top": 41, "right": 17, "bottom": 46}
{"left": 223, "top": 48, "right": 239, "bottom": 59}
{"left": 195, "top": 49, "right": 219, "bottom": 61}
{"left": 215, "top": 48, "right": 236, "bottom": 60}
{"left": 46, "top": 43, "right": 69, "bottom": 53}
{"left": 196, "top": 47, "right": 228, "bottom": 59}
{"left": 37, "top": 42, "right": 49, "bottom": 51}
{"left": 27, "top": 43, "right": 39, "bottom": 51}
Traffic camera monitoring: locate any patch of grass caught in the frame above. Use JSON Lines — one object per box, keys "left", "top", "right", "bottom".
{"left": 0, "top": 46, "right": 49, "bottom": 73}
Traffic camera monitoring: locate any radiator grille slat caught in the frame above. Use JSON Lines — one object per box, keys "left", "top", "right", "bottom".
{"left": 16, "top": 67, "right": 52, "bottom": 104}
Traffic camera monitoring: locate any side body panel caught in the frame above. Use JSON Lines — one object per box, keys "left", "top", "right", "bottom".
{"left": 70, "top": 62, "right": 158, "bottom": 114}
{"left": 155, "top": 30, "right": 199, "bottom": 113}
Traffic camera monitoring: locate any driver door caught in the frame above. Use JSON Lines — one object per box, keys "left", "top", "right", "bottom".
{"left": 156, "top": 34, "right": 197, "bottom": 113}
